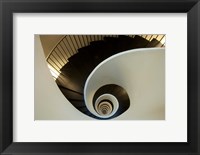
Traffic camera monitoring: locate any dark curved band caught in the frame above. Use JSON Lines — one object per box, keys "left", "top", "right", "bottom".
{"left": 97, "top": 99, "right": 113, "bottom": 109}
{"left": 92, "top": 84, "right": 130, "bottom": 119}
{"left": 95, "top": 99, "right": 114, "bottom": 115}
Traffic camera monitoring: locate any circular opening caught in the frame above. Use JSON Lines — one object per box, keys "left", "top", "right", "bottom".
{"left": 94, "top": 94, "right": 119, "bottom": 118}
{"left": 96, "top": 100, "right": 113, "bottom": 116}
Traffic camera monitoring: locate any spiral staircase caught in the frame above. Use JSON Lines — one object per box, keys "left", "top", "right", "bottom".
{"left": 44, "top": 35, "right": 165, "bottom": 120}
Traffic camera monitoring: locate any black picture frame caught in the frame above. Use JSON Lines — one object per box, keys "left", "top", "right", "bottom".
{"left": 0, "top": 0, "right": 199, "bottom": 154}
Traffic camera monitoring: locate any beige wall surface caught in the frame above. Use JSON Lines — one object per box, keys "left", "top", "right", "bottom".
{"left": 40, "top": 35, "right": 65, "bottom": 58}
{"left": 34, "top": 35, "right": 92, "bottom": 120}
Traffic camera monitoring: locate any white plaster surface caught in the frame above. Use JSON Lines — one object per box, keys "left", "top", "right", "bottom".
{"left": 84, "top": 48, "right": 165, "bottom": 120}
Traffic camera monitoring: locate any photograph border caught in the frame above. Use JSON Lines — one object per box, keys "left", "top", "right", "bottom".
{"left": 0, "top": 0, "right": 200, "bottom": 154}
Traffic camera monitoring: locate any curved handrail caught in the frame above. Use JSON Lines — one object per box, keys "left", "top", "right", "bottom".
{"left": 46, "top": 35, "right": 67, "bottom": 60}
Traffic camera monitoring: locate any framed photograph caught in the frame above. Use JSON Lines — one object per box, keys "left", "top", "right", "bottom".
{"left": 0, "top": 0, "right": 199, "bottom": 154}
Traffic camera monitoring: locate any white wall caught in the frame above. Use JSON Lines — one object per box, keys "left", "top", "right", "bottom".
{"left": 84, "top": 48, "right": 165, "bottom": 120}
{"left": 34, "top": 35, "right": 92, "bottom": 120}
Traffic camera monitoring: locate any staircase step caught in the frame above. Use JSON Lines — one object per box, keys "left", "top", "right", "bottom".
{"left": 118, "top": 35, "right": 135, "bottom": 43}
{"left": 61, "top": 62, "right": 86, "bottom": 87}
{"left": 56, "top": 73, "right": 83, "bottom": 93}
{"left": 90, "top": 40, "right": 105, "bottom": 46}
{"left": 103, "top": 37, "right": 121, "bottom": 54}
{"left": 104, "top": 35, "right": 150, "bottom": 55}
{"left": 89, "top": 43, "right": 112, "bottom": 66}
{"left": 68, "top": 51, "right": 87, "bottom": 63}
{"left": 68, "top": 100, "right": 86, "bottom": 108}
{"left": 58, "top": 85, "right": 83, "bottom": 100}
{"left": 131, "top": 35, "right": 150, "bottom": 48}
{"left": 104, "top": 36, "right": 118, "bottom": 43}
{"left": 117, "top": 35, "right": 138, "bottom": 51}
{"left": 79, "top": 42, "right": 109, "bottom": 63}
{"left": 77, "top": 46, "right": 93, "bottom": 58}
{"left": 146, "top": 38, "right": 162, "bottom": 47}
{"left": 68, "top": 46, "right": 96, "bottom": 80}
